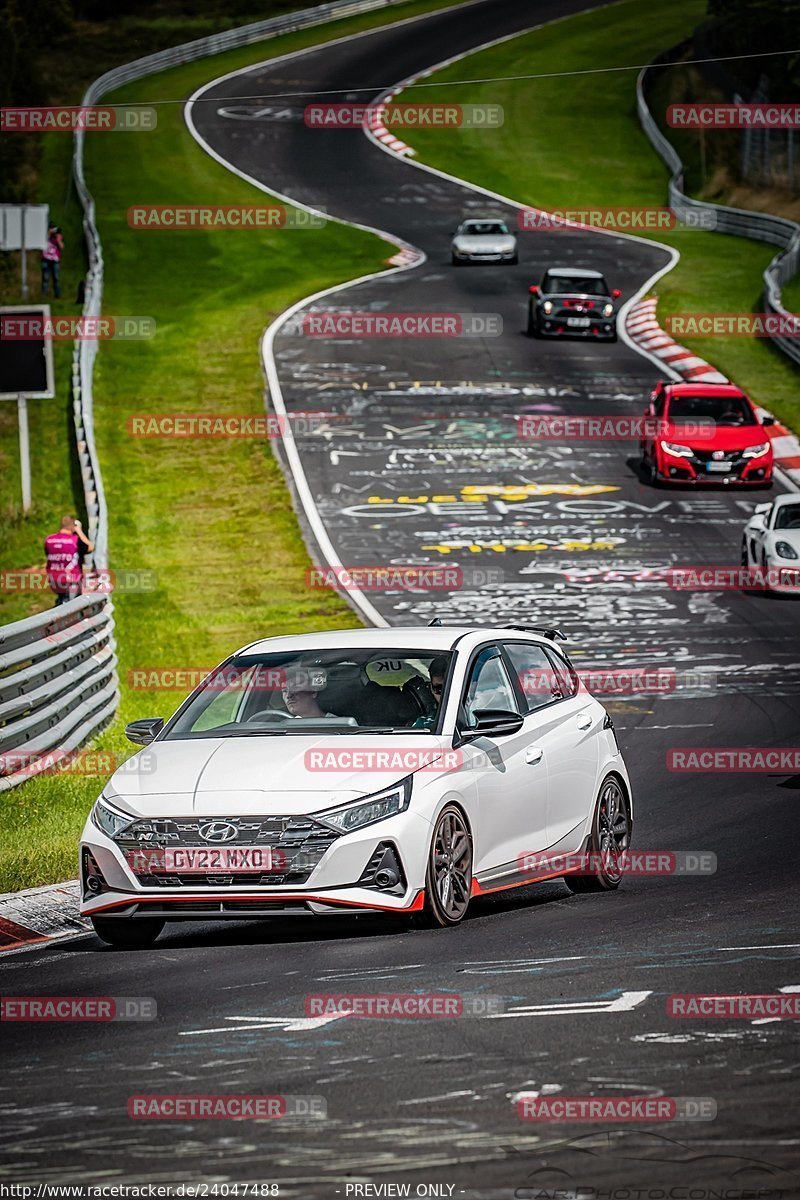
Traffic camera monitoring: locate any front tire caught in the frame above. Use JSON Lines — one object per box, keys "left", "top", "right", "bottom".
{"left": 526, "top": 306, "right": 538, "bottom": 337}
{"left": 415, "top": 805, "right": 473, "bottom": 927}
{"left": 564, "top": 775, "right": 631, "bottom": 893}
{"left": 91, "top": 915, "right": 165, "bottom": 948}
{"left": 642, "top": 454, "right": 660, "bottom": 487}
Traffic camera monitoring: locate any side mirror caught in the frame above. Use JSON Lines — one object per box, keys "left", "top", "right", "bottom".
{"left": 529, "top": 285, "right": 539, "bottom": 295}
{"left": 458, "top": 709, "right": 524, "bottom": 741}
{"left": 761, "top": 416, "right": 776, "bottom": 426}
{"left": 125, "top": 717, "right": 164, "bottom": 746}
{"left": 754, "top": 502, "right": 772, "bottom": 515}
{"left": 612, "top": 288, "right": 622, "bottom": 300}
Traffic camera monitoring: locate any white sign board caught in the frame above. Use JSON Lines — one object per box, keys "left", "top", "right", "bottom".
{"left": 0, "top": 204, "right": 50, "bottom": 251}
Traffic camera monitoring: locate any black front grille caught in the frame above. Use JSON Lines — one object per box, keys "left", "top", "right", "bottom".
{"left": 117, "top": 815, "right": 339, "bottom": 888}
{"left": 690, "top": 449, "right": 743, "bottom": 464}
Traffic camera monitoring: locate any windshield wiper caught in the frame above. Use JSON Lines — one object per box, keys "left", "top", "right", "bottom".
{"left": 348, "top": 726, "right": 433, "bottom": 734}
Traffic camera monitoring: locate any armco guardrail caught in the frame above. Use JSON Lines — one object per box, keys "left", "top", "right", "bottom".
{"left": 638, "top": 52, "right": 800, "bottom": 369}
{"left": 0, "top": 595, "right": 117, "bottom": 792}
{"left": 1, "top": 0, "right": 419, "bottom": 791}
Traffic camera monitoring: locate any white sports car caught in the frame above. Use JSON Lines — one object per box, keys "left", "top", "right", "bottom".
{"left": 741, "top": 494, "right": 800, "bottom": 594}
{"left": 80, "top": 625, "right": 632, "bottom": 947}
{"left": 451, "top": 218, "right": 518, "bottom": 264}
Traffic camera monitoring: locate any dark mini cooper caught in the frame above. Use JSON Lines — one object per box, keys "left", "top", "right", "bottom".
{"left": 527, "top": 266, "right": 621, "bottom": 340}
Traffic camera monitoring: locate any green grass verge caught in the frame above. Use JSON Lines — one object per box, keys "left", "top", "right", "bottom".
{"left": 401, "top": 0, "right": 800, "bottom": 429}
{"left": 780, "top": 277, "right": 800, "bottom": 316}
{"left": 0, "top": 0, "right": 466, "bottom": 892}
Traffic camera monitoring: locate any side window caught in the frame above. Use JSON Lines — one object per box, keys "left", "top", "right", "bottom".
{"left": 545, "top": 648, "right": 579, "bottom": 697}
{"left": 463, "top": 648, "right": 519, "bottom": 726}
{"left": 505, "top": 642, "right": 568, "bottom": 712}
{"left": 189, "top": 668, "right": 253, "bottom": 732}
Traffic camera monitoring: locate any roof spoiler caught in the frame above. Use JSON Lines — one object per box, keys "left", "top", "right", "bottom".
{"left": 426, "top": 619, "right": 567, "bottom": 642}
{"left": 505, "top": 624, "right": 567, "bottom": 642}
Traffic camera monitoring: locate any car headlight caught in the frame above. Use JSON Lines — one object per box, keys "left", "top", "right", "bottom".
{"left": 313, "top": 777, "right": 411, "bottom": 834}
{"left": 661, "top": 441, "right": 694, "bottom": 458}
{"left": 91, "top": 795, "right": 133, "bottom": 840}
{"left": 775, "top": 540, "right": 799, "bottom": 560}
{"left": 603, "top": 302, "right": 614, "bottom": 317}
{"left": 542, "top": 300, "right": 553, "bottom": 315}
{"left": 742, "top": 442, "right": 770, "bottom": 459}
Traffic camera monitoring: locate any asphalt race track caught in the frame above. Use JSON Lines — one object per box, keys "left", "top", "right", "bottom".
{"left": 2, "top": 1, "right": 800, "bottom": 1194}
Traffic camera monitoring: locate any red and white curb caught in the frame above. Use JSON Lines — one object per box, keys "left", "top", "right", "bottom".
{"left": 0, "top": 879, "right": 88, "bottom": 953}
{"left": 365, "top": 86, "right": 417, "bottom": 157}
{"left": 387, "top": 246, "right": 422, "bottom": 267}
{"left": 626, "top": 297, "right": 800, "bottom": 485}
{"left": 625, "top": 298, "right": 728, "bottom": 383}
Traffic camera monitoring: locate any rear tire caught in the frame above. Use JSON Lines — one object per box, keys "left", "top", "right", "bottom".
{"left": 91, "top": 916, "right": 164, "bottom": 948}
{"left": 414, "top": 805, "right": 473, "bottom": 928}
{"left": 564, "top": 775, "right": 631, "bottom": 894}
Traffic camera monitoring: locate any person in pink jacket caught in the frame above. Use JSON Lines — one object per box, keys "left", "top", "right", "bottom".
{"left": 41, "top": 224, "right": 64, "bottom": 299}
{"left": 44, "top": 516, "right": 93, "bottom": 605}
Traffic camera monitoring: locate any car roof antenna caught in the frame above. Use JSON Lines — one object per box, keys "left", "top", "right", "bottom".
{"left": 428, "top": 618, "right": 443, "bottom": 626}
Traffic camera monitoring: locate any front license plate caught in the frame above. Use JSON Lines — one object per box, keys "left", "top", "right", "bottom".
{"left": 567, "top": 317, "right": 590, "bottom": 328}
{"left": 161, "top": 846, "right": 275, "bottom": 873}
{"left": 706, "top": 461, "right": 732, "bottom": 473}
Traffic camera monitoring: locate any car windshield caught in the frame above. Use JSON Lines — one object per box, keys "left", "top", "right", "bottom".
{"left": 163, "top": 649, "right": 454, "bottom": 739}
{"left": 774, "top": 503, "right": 800, "bottom": 530}
{"left": 667, "top": 394, "right": 756, "bottom": 425}
{"left": 461, "top": 221, "right": 509, "bottom": 236}
{"left": 543, "top": 273, "right": 608, "bottom": 295}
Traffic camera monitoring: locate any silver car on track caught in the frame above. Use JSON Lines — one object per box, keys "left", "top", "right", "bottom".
{"left": 451, "top": 218, "right": 518, "bottom": 264}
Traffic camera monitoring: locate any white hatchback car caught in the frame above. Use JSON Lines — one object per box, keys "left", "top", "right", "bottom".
{"left": 80, "top": 625, "right": 632, "bottom": 947}
{"left": 742, "top": 494, "right": 800, "bottom": 594}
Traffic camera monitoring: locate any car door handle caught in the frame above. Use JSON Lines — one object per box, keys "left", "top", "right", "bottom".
{"left": 525, "top": 745, "right": 544, "bottom": 765}
{"left": 576, "top": 714, "right": 593, "bottom": 731}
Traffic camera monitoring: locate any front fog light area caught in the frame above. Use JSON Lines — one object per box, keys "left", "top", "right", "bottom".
{"left": 358, "top": 843, "right": 407, "bottom": 894}
{"left": 82, "top": 848, "right": 108, "bottom": 900}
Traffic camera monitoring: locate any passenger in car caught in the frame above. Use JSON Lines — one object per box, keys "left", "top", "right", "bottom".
{"left": 411, "top": 657, "right": 449, "bottom": 730}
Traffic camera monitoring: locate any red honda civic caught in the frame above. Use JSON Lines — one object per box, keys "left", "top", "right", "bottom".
{"left": 639, "top": 381, "right": 775, "bottom": 486}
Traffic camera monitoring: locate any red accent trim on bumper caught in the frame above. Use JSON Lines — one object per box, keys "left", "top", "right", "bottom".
{"left": 87, "top": 889, "right": 426, "bottom": 917}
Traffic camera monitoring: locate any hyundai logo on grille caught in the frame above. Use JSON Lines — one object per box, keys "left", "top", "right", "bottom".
{"left": 198, "top": 821, "right": 239, "bottom": 843}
